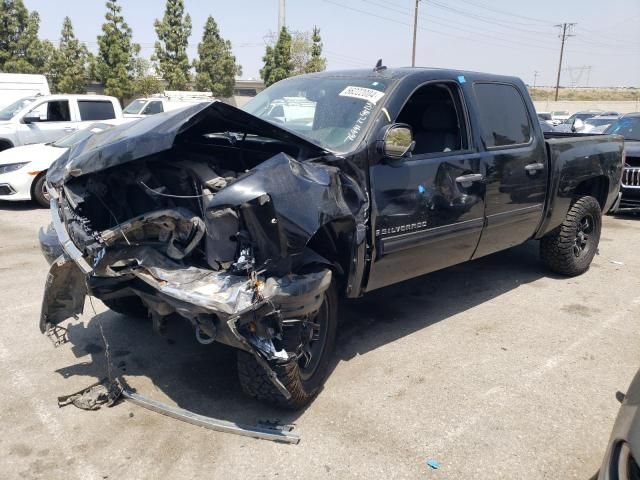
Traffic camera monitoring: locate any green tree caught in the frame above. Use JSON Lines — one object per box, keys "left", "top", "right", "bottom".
{"left": 96, "top": 0, "right": 141, "bottom": 101}
{"left": 260, "top": 27, "right": 293, "bottom": 87}
{"left": 153, "top": 0, "right": 191, "bottom": 90}
{"left": 132, "top": 57, "right": 163, "bottom": 97}
{"left": 48, "top": 17, "right": 89, "bottom": 93}
{"left": 290, "top": 31, "right": 310, "bottom": 76}
{"left": 305, "top": 26, "right": 326, "bottom": 73}
{"left": 0, "top": 1, "right": 53, "bottom": 73}
{"left": 193, "top": 16, "right": 242, "bottom": 98}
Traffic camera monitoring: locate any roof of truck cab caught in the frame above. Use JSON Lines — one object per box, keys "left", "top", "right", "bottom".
{"left": 296, "top": 67, "right": 525, "bottom": 84}
{"left": 27, "top": 94, "right": 119, "bottom": 103}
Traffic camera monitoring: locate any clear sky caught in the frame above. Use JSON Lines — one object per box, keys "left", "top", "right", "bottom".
{"left": 23, "top": 0, "right": 640, "bottom": 87}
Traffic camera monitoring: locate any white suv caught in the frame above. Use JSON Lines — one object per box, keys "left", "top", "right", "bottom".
{"left": 0, "top": 94, "right": 122, "bottom": 151}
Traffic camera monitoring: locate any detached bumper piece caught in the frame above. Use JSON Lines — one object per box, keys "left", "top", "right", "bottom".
{"left": 56, "top": 377, "right": 301, "bottom": 443}
{"left": 121, "top": 385, "right": 301, "bottom": 444}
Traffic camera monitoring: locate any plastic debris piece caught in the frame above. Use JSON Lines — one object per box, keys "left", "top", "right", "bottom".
{"left": 426, "top": 459, "right": 440, "bottom": 470}
{"left": 58, "top": 378, "right": 123, "bottom": 411}
{"left": 610, "top": 260, "right": 624, "bottom": 266}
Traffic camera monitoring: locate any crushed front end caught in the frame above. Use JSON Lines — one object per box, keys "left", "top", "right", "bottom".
{"left": 39, "top": 102, "right": 368, "bottom": 406}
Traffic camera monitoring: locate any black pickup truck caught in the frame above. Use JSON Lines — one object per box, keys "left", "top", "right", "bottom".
{"left": 39, "top": 67, "right": 624, "bottom": 408}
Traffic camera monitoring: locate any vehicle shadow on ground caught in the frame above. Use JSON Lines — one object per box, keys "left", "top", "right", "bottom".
{"left": 335, "top": 240, "right": 552, "bottom": 364}
{"left": 54, "top": 240, "right": 556, "bottom": 429}
{"left": 0, "top": 200, "right": 42, "bottom": 211}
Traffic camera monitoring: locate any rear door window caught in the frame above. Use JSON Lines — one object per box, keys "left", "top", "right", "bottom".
{"left": 78, "top": 100, "right": 116, "bottom": 121}
{"left": 473, "top": 83, "right": 531, "bottom": 148}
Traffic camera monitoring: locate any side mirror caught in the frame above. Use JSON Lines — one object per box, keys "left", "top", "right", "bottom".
{"left": 383, "top": 124, "right": 414, "bottom": 159}
{"left": 23, "top": 114, "right": 41, "bottom": 124}
{"left": 572, "top": 118, "right": 584, "bottom": 132}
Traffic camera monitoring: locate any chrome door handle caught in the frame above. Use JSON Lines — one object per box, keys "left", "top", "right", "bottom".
{"left": 525, "top": 162, "right": 545, "bottom": 173}
{"left": 455, "top": 173, "right": 484, "bottom": 185}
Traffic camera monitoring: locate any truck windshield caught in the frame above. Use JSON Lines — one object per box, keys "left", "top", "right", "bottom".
{"left": 605, "top": 117, "right": 640, "bottom": 141}
{"left": 123, "top": 99, "right": 147, "bottom": 114}
{"left": 242, "top": 76, "right": 392, "bottom": 153}
{"left": 0, "top": 96, "right": 36, "bottom": 120}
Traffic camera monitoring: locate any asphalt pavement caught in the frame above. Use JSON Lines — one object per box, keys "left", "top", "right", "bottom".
{"left": 1, "top": 200, "right": 639, "bottom": 480}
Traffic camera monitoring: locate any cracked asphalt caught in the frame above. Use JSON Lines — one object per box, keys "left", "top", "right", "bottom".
{"left": 1, "top": 201, "right": 639, "bottom": 480}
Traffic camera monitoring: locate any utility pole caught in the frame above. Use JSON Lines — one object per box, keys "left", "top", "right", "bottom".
{"left": 278, "top": 0, "right": 286, "bottom": 33}
{"left": 554, "top": 22, "right": 576, "bottom": 101}
{"left": 411, "top": 0, "right": 421, "bottom": 67}
{"left": 533, "top": 70, "right": 539, "bottom": 88}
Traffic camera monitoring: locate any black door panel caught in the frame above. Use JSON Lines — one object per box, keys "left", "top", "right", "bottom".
{"left": 470, "top": 82, "right": 548, "bottom": 258}
{"left": 367, "top": 153, "right": 485, "bottom": 291}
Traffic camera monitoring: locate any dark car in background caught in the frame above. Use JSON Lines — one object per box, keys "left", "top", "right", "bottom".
{"left": 606, "top": 113, "right": 640, "bottom": 213}
{"left": 598, "top": 369, "right": 640, "bottom": 480}
{"left": 556, "top": 110, "right": 619, "bottom": 133}
{"left": 583, "top": 115, "right": 621, "bottom": 134}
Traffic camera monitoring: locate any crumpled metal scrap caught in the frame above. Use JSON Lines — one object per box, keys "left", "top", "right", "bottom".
{"left": 57, "top": 378, "right": 123, "bottom": 411}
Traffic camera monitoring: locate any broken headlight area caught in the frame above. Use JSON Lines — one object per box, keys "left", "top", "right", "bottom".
{"left": 42, "top": 146, "right": 356, "bottom": 399}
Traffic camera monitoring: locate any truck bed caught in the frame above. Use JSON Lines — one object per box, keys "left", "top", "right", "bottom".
{"left": 536, "top": 132, "right": 624, "bottom": 238}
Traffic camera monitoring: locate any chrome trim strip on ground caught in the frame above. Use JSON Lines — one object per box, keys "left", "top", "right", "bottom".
{"left": 121, "top": 387, "right": 301, "bottom": 444}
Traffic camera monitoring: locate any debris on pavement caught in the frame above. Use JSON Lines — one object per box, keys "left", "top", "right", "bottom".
{"left": 57, "top": 377, "right": 123, "bottom": 410}
{"left": 426, "top": 459, "right": 440, "bottom": 470}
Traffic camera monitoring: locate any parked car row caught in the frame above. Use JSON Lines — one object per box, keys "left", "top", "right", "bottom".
{"left": 0, "top": 119, "right": 131, "bottom": 206}
{"left": 538, "top": 109, "right": 623, "bottom": 134}
{"left": 0, "top": 91, "right": 214, "bottom": 207}
{"left": 535, "top": 109, "right": 640, "bottom": 213}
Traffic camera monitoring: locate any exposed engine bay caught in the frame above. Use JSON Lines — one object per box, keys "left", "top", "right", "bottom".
{"left": 40, "top": 101, "right": 369, "bottom": 402}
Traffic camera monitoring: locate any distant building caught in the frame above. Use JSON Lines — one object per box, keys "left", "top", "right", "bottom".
{"left": 231, "top": 79, "right": 265, "bottom": 108}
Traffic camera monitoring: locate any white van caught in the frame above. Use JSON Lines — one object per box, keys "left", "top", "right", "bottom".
{"left": 123, "top": 91, "right": 213, "bottom": 118}
{"left": 0, "top": 73, "right": 50, "bottom": 109}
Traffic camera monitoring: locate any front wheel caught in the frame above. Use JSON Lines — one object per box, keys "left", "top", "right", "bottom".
{"left": 237, "top": 281, "right": 338, "bottom": 409}
{"left": 540, "top": 195, "right": 602, "bottom": 276}
{"left": 32, "top": 173, "right": 50, "bottom": 208}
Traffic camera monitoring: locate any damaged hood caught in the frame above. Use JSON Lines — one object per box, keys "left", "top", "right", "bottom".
{"left": 47, "top": 101, "right": 328, "bottom": 185}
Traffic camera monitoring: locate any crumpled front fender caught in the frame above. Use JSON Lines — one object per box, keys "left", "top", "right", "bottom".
{"left": 206, "top": 152, "right": 367, "bottom": 273}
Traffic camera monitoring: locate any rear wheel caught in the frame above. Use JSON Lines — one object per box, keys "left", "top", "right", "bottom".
{"left": 32, "top": 173, "right": 50, "bottom": 208}
{"left": 237, "top": 281, "right": 338, "bottom": 409}
{"left": 102, "top": 296, "right": 148, "bottom": 318}
{"left": 540, "top": 195, "right": 602, "bottom": 276}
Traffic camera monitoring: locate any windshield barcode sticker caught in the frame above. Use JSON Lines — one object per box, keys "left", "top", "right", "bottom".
{"left": 339, "top": 86, "right": 385, "bottom": 105}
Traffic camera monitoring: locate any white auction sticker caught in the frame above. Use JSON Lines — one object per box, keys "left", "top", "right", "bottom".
{"left": 339, "top": 86, "right": 385, "bottom": 105}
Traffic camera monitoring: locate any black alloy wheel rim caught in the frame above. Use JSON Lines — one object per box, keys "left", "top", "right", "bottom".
{"left": 574, "top": 214, "right": 594, "bottom": 257}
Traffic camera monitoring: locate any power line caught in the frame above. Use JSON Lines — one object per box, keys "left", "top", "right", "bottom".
{"left": 424, "top": 0, "right": 556, "bottom": 35}
{"left": 356, "top": 0, "right": 558, "bottom": 51}
{"left": 455, "top": 0, "right": 555, "bottom": 25}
